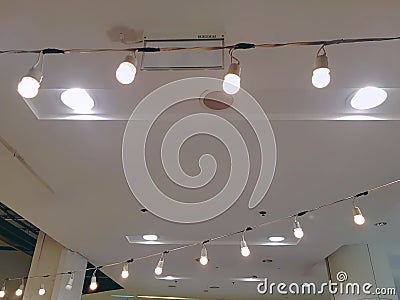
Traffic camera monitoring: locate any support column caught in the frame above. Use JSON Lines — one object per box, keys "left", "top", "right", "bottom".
{"left": 22, "top": 232, "right": 87, "bottom": 300}
{"left": 326, "top": 244, "right": 398, "bottom": 300}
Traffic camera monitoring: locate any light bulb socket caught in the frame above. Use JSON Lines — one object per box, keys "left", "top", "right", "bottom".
{"left": 123, "top": 263, "right": 129, "bottom": 272}
{"left": 201, "top": 244, "right": 208, "bottom": 257}
{"left": 227, "top": 63, "right": 241, "bottom": 76}
{"left": 26, "top": 67, "right": 43, "bottom": 83}
{"left": 123, "top": 55, "right": 138, "bottom": 67}
{"left": 353, "top": 206, "right": 362, "bottom": 216}
{"left": 314, "top": 53, "right": 329, "bottom": 70}
{"left": 293, "top": 220, "right": 301, "bottom": 229}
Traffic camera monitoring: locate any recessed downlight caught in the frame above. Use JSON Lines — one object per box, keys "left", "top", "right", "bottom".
{"left": 268, "top": 236, "right": 285, "bottom": 242}
{"left": 61, "top": 88, "right": 94, "bottom": 112}
{"left": 142, "top": 234, "right": 158, "bottom": 241}
{"left": 350, "top": 87, "right": 387, "bottom": 110}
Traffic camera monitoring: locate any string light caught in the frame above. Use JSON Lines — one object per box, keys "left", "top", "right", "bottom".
{"left": 223, "top": 49, "right": 241, "bottom": 95}
{"left": 116, "top": 54, "right": 137, "bottom": 85}
{"left": 15, "top": 279, "right": 24, "bottom": 296}
{"left": 89, "top": 270, "right": 98, "bottom": 291}
{"left": 293, "top": 218, "right": 304, "bottom": 239}
{"left": 65, "top": 273, "right": 74, "bottom": 291}
{"left": 0, "top": 281, "right": 5, "bottom": 298}
{"left": 240, "top": 233, "right": 251, "bottom": 257}
{"left": 312, "top": 45, "right": 331, "bottom": 89}
{"left": 154, "top": 253, "right": 165, "bottom": 276}
{"left": 17, "top": 52, "right": 43, "bottom": 99}
{"left": 121, "top": 263, "right": 130, "bottom": 279}
{"left": 199, "top": 244, "right": 209, "bottom": 266}
{"left": 0, "top": 179, "right": 399, "bottom": 288}
{"left": 38, "top": 283, "right": 46, "bottom": 296}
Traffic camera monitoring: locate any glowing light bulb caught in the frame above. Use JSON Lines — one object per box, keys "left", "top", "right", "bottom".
{"left": 15, "top": 285, "right": 23, "bottom": 297}
{"left": 240, "top": 235, "right": 250, "bottom": 257}
{"left": 89, "top": 271, "right": 98, "bottom": 291}
{"left": 17, "top": 65, "right": 43, "bottom": 99}
{"left": 223, "top": 63, "right": 241, "bottom": 95}
{"left": 38, "top": 284, "right": 46, "bottom": 296}
{"left": 65, "top": 274, "right": 74, "bottom": 291}
{"left": 312, "top": 52, "right": 330, "bottom": 89}
{"left": 116, "top": 55, "right": 137, "bottom": 85}
{"left": 0, "top": 283, "right": 5, "bottom": 298}
{"left": 200, "top": 244, "right": 209, "bottom": 266}
{"left": 353, "top": 206, "right": 365, "bottom": 225}
{"left": 155, "top": 254, "right": 165, "bottom": 276}
{"left": 121, "top": 263, "right": 129, "bottom": 279}
{"left": 293, "top": 221, "right": 304, "bottom": 239}
{"left": 61, "top": 88, "right": 94, "bottom": 112}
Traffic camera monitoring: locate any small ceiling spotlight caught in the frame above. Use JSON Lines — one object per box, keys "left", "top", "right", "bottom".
{"left": 142, "top": 234, "right": 159, "bottom": 241}
{"left": 312, "top": 45, "right": 331, "bottom": 89}
{"left": 116, "top": 54, "right": 137, "bottom": 85}
{"left": 200, "top": 244, "right": 209, "bottom": 266}
{"left": 353, "top": 206, "right": 365, "bottom": 225}
{"left": 223, "top": 49, "right": 241, "bottom": 95}
{"left": 61, "top": 88, "right": 95, "bottom": 112}
{"left": 268, "top": 236, "right": 285, "bottom": 242}
{"left": 350, "top": 87, "right": 387, "bottom": 110}
{"left": 17, "top": 52, "right": 44, "bottom": 99}
{"left": 0, "top": 281, "right": 5, "bottom": 298}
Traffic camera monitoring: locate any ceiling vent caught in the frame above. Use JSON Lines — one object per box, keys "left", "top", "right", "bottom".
{"left": 141, "top": 33, "right": 224, "bottom": 70}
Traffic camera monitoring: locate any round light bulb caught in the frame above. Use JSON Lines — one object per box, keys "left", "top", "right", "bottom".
{"left": 65, "top": 283, "right": 73, "bottom": 291}
{"left": 154, "top": 266, "right": 163, "bottom": 276}
{"left": 294, "top": 227, "right": 304, "bottom": 239}
{"left": 353, "top": 207, "right": 365, "bottom": 225}
{"left": 241, "top": 246, "right": 251, "bottom": 257}
{"left": 121, "top": 270, "right": 129, "bottom": 279}
{"left": 89, "top": 282, "right": 98, "bottom": 291}
{"left": 17, "top": 76, "right": 40, "bottom": 98}
{"left": 16, "top": 287, "right": 23, "bottom": 297}
{"left": 200, "top": 256, "right": 209, "bottom": 266}
{"left": 38, "top": 285, "right": 46, "bottom": 296}
{"left": 116, "top": 61, "right": 137, "bottom": 85}
{"left": 0, "top": 289, "right": 5, "bottom": 298}
{"left": 223, "top": 73, "right": 241, "bottom": 95}
{"left": 312, "top": 68, "right": 331, "bottom": 88}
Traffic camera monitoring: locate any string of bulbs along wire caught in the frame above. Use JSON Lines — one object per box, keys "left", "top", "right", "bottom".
{"left": 1, "top": 178, "right": 400, "bottom": 298}
{"left": 6, "top": 34, "right": 400, "bottom": 99}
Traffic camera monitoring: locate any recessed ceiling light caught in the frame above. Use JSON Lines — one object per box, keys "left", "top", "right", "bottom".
{"left": 268, "top": 236, "right": 285, "bottom": 242}
{"left": 374, "top": 221, "right": 387, "bottom": 227}
{"left": 61, "top": 88, "right": 95, "bottom": 112}
{"left": 350, "top": 87, "right": 387, "bottom": 110}
{"left": 142, "top": 234, "right": 158, "bottom": 241}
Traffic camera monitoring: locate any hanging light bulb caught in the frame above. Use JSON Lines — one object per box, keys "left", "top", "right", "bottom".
{"left": 121, "top": 263, "right": 129, "bottom": 279}
{"left": 293, "top": 219, "right": 304, "bottom": 239}
{"left": 353, "top": 206, "right": 365, "bottom": 225}
{"left": 223, "top": 49, "right": 241, "bottom": 95}
{"left": 17, "top": 52, "right": 44, "bottom": 99}
{"left": 116, "top": 54, "right": 137, "bottom": 85}
{"left": 154, "top": 253, "right": 165, "bottom": 276}
{"left": 38, "top": 284, "right": 46, "bottom": 296}
{"left": 0, "top": 281, "right": 5, "bottom": 298}
{"left": 89, "top": 270, "right": 98, "bottom": 291}
{"left": 240, "top": 233, "right": 251, "bottom": 257}
{"left": 65, "top": 273, "right": 74, "bottom": 291}
{"left": 199, "top": 244, "right": 209, "bottom": 266}
{"left": 312, "top": 46, "right": 331, "bottom": 89}
{"left": 15, "top": 279, "right": 24, "bottom": 296}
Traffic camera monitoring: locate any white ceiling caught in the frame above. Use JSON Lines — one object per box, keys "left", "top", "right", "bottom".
{"left": 1, "top": 1, "right": 400, "bottom": 299}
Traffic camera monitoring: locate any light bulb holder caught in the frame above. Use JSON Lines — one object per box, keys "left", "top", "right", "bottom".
{"left": 201, "top": 244, "right": 208, "bottom": 258}
{"left": 123, "top": 55, "right": 137, "bottom": 67}
{"left": 293, "top": 220, "right": 301, "bottom": 229}
{"left": 314, "top": 53, "right": 329, "bottom": 70}
{"left": 353, "top": 206, "right": 362, "bottom": 216}
{"left": 227, "top": 63, "right": 241, "bottom": 76}
{"left": 26, "top": 67, "right": 43, "bottom": 83}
